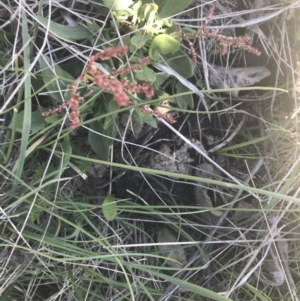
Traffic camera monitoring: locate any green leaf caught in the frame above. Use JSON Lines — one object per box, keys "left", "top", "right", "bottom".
{"left": 162, "top": 49, "right": 194, "bottom": 78}
{"left": 102, "top": 194, "right": 118, "bottom": 221}
{"left": 103, "top": 99, "right": 119, "bottom": 130}
{"left": 11, "top": 110, "right": 46, "bottom": 134}
{"left": 130, "top": 32, "right": 152, "bottom": 49}
{"left": 132, "top": 107, "right": 157, "bottom": 128}
{"left": 162, "top": 18, "right": 173, "bottom": 27}
{"left": 149, "top": 34, "right": 180, "bottom": 60}
{"left": 131, "top": 1, "right": 143, "bottom": 24}
{"left": 38, "top": 55, "right": 75, "bottom": 103}
{"left": 122, "top": 34, "right": 131, "bottom": 47}
{"left": 88, "top": 120, "right": 117, "bottom": 161}
{"left": 175, "top": 81, "right": 194, "bottom": 109}
{"left": 135, "top": 66, "right": 156, "bottom": 82}
{"left": 132, "top": 108, "right": 144, "bottom": 125}
{"left": 155, "top": 73, "right": 170, "bottom": 86}
{"left": 86, "top": 20, "right": 101, "bottom": 32}
{"left": 103, "top": 0, "right": 133, "bottom": 11}
{"left": 61, "top": 138, "right": 72, "bottom": 170}
{"left": 154, "top": 0, "right": 194, "bottom": 18}
{"left": 142, "top": 112, "right": 157, "bottom": 128}
{"left": 0, "top": 51, "right": 10, "bottom": 67}
{"left": 143, "top": 3, "right": 159, "bottom": 24}
{"left": 131, "top": 31, "right": 143, "bottom": 47}
{"left": 128, "top": 44, "right": 136, "bottom": 53}
{"left": 108, "top": 98, "right": 120, "bottom": 114}
{"left": 36, "top": 16, "right": 92, "bottom": 41}
{"left": 45, "top": 114, "right": 61, "bottom": 124}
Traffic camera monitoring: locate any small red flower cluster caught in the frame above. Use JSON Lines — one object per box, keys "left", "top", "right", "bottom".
{"left": 182, "top": 5, "right": 261, "bottom": 65}
{"left": 89, "top": 46, "right": 127, "bottom": 61}
{"left": 200, "top": 5, "right": 261, "bottom": 56}
{"left": 200, "top": 30, "right": 261, "bottom": 56}
{"left": 85, "top": 53, "right": 154, "bottom": 108}
{"left": 42, "top": 46, "right": 154, "bottom": 129}
{"left": 111, "top": 57, "right": 150, "bottom": 76}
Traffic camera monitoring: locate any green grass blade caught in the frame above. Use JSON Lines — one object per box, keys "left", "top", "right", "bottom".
{"left": 13, "top": 7, "right": 32, "bottom": 190}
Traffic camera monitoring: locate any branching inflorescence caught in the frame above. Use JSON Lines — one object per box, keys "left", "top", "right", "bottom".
{"left": 42, "top": 46, "right": 154, "bottom": 129}
{"left": 43, "top": 5, "right": 262, "bottom": 129}
{"left": 181, "top": 5, "right": 261, "bottom": 66}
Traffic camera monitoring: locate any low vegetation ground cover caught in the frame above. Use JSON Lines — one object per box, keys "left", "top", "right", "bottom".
{"left": 0, "top": 0, "right": 300, "bottom": 300}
